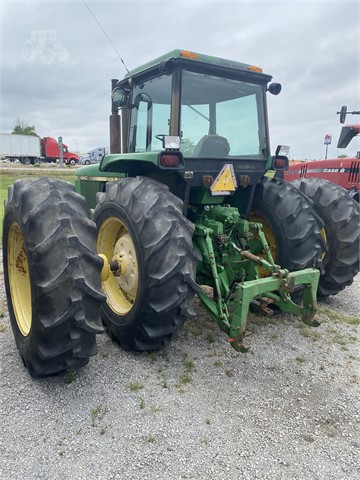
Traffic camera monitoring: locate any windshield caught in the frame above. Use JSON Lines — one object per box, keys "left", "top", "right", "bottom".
{"left": 180, "top": 70, "right": 266, "bottom": 158}
{"left": 128, "top": 68, "right": 267, "bottom": 158}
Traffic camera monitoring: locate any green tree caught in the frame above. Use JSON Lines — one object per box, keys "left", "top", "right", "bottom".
{"left": 12, "top": 117, "right": 38, "bottom": 136}
{"left": 337, "top": 154, "right": 348, "bottom": 159}
{"left": 181, "top": 138, "right": 196, "bottom": 156}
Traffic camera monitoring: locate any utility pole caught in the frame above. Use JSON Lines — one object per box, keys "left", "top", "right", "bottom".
{"left": 58, "top": 136, "right": 63, "bottom": 167}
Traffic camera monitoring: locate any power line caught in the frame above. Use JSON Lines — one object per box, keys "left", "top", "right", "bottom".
{"left": 82, "top": 0, "right": 130, "bottom": 76}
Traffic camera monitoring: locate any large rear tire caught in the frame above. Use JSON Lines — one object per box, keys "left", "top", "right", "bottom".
{"left": 3, "top": 178, "right": 104, "bottom": 377}
{"left": 291, "top": 178, "right": 360, "bottom": 297}
{"left": 93, "top": 177, "right": 200, "bottom": 351}
{"left": 250, "top": 177, "right": 326, "bottom": 275}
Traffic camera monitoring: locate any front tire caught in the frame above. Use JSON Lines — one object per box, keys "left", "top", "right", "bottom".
{"left": 93, "top": 177, "right": 200, "bottom": 351}
{"left": 3, "top": 178, "right": 105, "bottom": 377}
{"left": 292, "top": 178, "right": 360, "bottom": 297}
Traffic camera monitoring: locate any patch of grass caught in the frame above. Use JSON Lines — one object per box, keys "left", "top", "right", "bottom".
{"left": 151, "top": 405, "right": 163, "bottom": 413}
{"left": 183, "top": 359, "right": 196, "bottom": 373}
{"left": 91, "top": 405, "right": 103, "bottom": 425}
{"left": 0, "top": 324, "right": 7, "bottom": 333}
{"left": 206, "top": 333, "right": 215, "bottom": 343}
{"left": 214, "top": 360, "right": 223, "bottom": 367}
{"left": 295, "top": 356, "right": 306, "bottom": 364}
{"left": 318, "top": 306, "right": 360, "bottom": 326}
{"left": 130, "top": 381, "right": 144, "bottom": 392}
{"left": 64, "top": 371, "right": 77, "bottom": 384}
{"left": 179, "top": 373, "right": 192, "bottom": 384}
{"left": 147, "top": 435, "right": 156, "bottom": 444}
{"left": 250, "top": 315, "right": 277, "bottom": 327}
{"left": 206, "top": 350, "right": 220, "bottom": 358}
{"left": 0, "top": 309, "right": 5, "bottom": 318}
{"left": 225, "top": 369, "right": 235, "bottom": 378}
{"left": 184, "top": 320, "right": 202, "bottom": 337}
{"left": 205, "top": 419, "right": 211, "bottom": 425}
{"left": 298, "top": 325, "right": 321, "bottom": 341}
{"left": 175, "top": 384, "right": 186, "bottom": 394}
{"left": 138, "top": 397, "right": 145, "bottom": 409}
{"left": 200, "top": 438, "right": 209, "bottom": 446}
{"left": 331, "top": 333, "right": 348, "bottom": 346}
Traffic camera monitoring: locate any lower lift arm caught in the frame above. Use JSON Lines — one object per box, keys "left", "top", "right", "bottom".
{"left": 195, "top": 224, "right": 320, "bottom": 352}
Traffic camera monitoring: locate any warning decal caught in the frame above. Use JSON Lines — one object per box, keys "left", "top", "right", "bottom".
{"left": 210, "top": 164, "right": 237, "bottom": 196}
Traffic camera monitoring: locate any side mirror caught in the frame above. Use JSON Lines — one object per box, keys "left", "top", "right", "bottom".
{"left": 272, "top": 145, "right": 290, "bottom": 170}
{"left": 338, "top": 105, "right": 347, "bottom": 124}
{"left": 133, "top": 92, "right": 153, "bottom": 111}
{"left": 111, "top": 86, "right": 130, "bottom": 109}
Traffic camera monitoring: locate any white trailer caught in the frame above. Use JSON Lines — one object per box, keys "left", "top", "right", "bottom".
{"left": 0, "top": 133, "right": 41, "bottom": 163}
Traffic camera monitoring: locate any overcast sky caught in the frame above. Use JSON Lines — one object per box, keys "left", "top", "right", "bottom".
{"left": 0, "top": 0, "right": 359, "bottom": 159}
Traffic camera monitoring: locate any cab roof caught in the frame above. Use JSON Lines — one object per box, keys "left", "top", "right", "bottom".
{"left": 122, "top": 49, "right": 272, "bottom": 85}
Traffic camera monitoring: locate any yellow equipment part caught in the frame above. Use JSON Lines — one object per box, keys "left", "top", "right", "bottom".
{"left": 8, "top": 223, "right": 32, "bottom": 336}
{"left": 97, "top": 217, "right": 139, "bottom": 315}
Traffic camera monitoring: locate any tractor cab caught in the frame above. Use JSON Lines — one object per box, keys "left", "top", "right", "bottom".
{"left": 112, "top": 49, "right": 274, "bottom": 161}
{"left": 78, "top": 50, "right": 285, "bottom": 209}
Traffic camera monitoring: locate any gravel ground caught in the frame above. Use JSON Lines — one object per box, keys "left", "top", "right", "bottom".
{"left": 0, "top": 250, "right": 359, "bottom": 480}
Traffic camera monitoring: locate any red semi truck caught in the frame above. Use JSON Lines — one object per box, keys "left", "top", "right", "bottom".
{"left": 0, "top": 133, "right": 79, "bottom": 165}
{"left": 41, "top": 137, "right": 79, "bottom": 165}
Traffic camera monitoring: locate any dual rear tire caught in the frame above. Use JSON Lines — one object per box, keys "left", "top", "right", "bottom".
{"left": 291, "top": 178, "right": 360, "bottom": 296}
{"left": 3, "top": 177, "right": 200, "bottom": 376}
{"left": 251, "top": 177, "right": 359, "bottom": 298}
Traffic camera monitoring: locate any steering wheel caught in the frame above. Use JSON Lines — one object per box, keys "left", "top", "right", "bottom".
{"left": 155, "top": 134, "right": 167, "bottom": 142}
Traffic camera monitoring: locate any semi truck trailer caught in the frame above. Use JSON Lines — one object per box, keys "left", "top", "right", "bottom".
{"left": 0, "top": 133, "right": 79, "bottom": 165}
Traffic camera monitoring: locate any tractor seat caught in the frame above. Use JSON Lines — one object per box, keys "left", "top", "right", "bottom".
{"left": 193, "top": 135, "right": 230, "bottom": 158}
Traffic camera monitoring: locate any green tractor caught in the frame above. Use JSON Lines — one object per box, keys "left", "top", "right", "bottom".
{"left": 3, "top": 50, "right": 359, "bottom": 377}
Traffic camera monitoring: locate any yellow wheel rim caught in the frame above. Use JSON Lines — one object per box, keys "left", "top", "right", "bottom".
{"left": 97, "top": 217, "right": 139, "bottom": 315}
{"left": 248, "top": 212, "right": 277, "bottom": 277}
{"left": 320, "top": 227, "right": 327, "bottom": 261}
{"left": 8, "top": 223, "right": 32, "bottom": 336}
